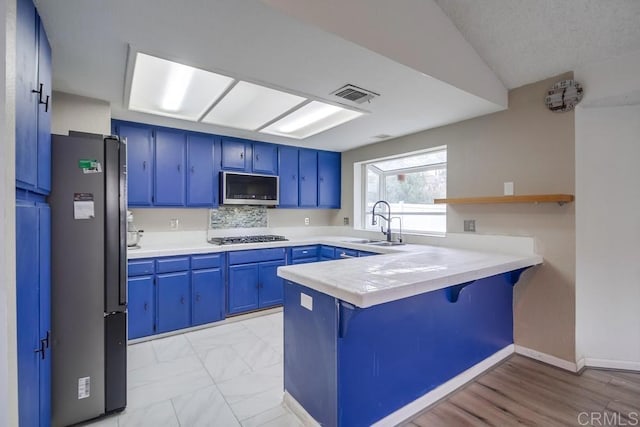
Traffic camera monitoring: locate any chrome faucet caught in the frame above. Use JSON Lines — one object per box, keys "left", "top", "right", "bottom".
{"left": 371, "top": 200, "right": 392, "bottom": 242}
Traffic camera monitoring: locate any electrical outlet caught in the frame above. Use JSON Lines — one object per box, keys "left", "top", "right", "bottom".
{"left": 304, "top": 217, "right": 310, "bottom": 226}
{"left": 343, "top": 217, "right": 350, "bottom": 226}
{"left": 170, "top": 218, "right": 179, "bottom": 230}
{"left": 464, "top": 219, "right": 476, "bottom": 232}
{"left": 504, "top": 181, "right": 514, "bottom": 196}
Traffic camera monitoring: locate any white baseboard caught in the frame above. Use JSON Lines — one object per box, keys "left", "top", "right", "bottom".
{"left": 576, "top": 357, "right": 586, "bottom": 372}
{"left": 283, "top": 391, "right": 321, "bottom": 427}
{"left": 585, "top": 358, "right": 640, "bottom": 372}
{"left": 372, "top": 344, "right": 515, "bottom": 427}
{"left": 514, "top": 344, "right": 579, "bottom": 372}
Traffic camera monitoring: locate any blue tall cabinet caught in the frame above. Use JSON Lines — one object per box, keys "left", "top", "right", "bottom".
{"left": 15, "top": 0, "right": 53, "bottom": 423}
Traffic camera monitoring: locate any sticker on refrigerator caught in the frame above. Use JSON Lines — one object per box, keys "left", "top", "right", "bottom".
{"left": 73, "top": 193, "right": 95, "bottom": 220}
{"left": 78, "top": 159, "right": 102, "bottom": 174}
{"left": 78, "top": 376, "right": 90, "bottom": 399}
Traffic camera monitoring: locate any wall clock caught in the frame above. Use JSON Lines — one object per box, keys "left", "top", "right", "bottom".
{"left": 544, "top": 79, "right": 584, "bottom": 112}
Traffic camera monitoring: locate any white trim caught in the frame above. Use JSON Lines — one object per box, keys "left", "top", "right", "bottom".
{"left": 585, "top": 358, "right": 640, "bottom": 372}
{"left": 372, "top": 344, "right": 514, "bottom": 427}
{"left": 283, "top": 391, "right": 321, "bottom": 427}
{"left": 577, "top": 357, "right": 586, "bottom": 372}
{"left": 514, "top": 345, "right": 579, "bottom": 372}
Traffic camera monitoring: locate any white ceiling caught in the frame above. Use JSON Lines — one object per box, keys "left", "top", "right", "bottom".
{"left": 434, "top": 0, "right": 640, "bottom": 89}
{"left": 36, "top": 1, "right": 640, "bottom": 152}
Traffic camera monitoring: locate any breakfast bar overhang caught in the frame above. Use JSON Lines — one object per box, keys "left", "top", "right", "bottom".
{"left": 277, "top": 246, "right": 542, "bottom": 427}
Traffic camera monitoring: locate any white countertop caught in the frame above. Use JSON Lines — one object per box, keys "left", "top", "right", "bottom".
{"left": 127, "top": 235, "right": 405, "bottom": 259}
{"left": 128, "top": 232, "right": 542, "bottom": 308}
{"left": 278, "top": 246, "right": 542, "bottom": 308}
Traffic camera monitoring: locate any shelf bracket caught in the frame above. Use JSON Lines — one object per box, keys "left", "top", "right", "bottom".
{"left": 445, "top": 281, "right": 476, "bottom": 303}
{"left": 337, "top": 300, "right": 359, "bottom": 338}
{"left": 508, "top": 267, "right": 532, "bottom": 286}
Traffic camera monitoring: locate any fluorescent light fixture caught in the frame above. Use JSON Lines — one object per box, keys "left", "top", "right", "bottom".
{"left": 260, "top": 101, "right": 364, "bottom": 139}
{"left": 129, "top": 53, "right": 234, "bottom": 120}
{"left": 202, "top": 81, "right": 305, "bottom": 130}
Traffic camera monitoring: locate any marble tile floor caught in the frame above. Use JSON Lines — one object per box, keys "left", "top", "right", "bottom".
{"left": 82, "top": 311, "right": 303, "bottom": 427}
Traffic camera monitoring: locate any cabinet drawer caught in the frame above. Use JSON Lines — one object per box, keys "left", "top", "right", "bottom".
{"left": 228, "top": 248, "right": 286, "bottom": 265}
{"left": 191, "top": 253, "right": 223, "bottom": 270}
{"left": 291, "top": 245, "right": 319, "bottom": 260}
{"left": 319, "top": 245, "right": 335, "bottom": 259}
{"left": 156, "top": 256, "right": 190, "bottom": 273}
{"left": 335, "top": 248, "right": 358, "bottom": 259}
{"left": 128, "top": 259, "right": 155, "bottom": 277}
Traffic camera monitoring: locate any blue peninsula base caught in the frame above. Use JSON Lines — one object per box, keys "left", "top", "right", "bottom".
{"left": 283, "top": 270, "right": 526, "bottom": 427}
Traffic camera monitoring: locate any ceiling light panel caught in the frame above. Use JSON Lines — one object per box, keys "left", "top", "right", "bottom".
{"left": 202, "top": 81, "right": 306, "bottom": 130}
{"left": 260, "top": 101, "right": 364, "bottom": 139}
{"left": 129, "top": 53, "right": 234, "bottom": 121}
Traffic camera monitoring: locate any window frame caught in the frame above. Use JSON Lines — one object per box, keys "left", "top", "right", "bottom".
{"left": 358, "top": 147, "right": 447, "bottom": 236}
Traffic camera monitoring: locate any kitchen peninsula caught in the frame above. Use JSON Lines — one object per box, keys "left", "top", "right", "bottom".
{"left": 277, "top": 245, "right": 542, "bottom": 427}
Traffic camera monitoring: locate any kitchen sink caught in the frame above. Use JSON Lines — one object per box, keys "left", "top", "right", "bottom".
{"left": 344, "top": 239, "right": 384, "bottom": 244}
{"left": 365, "top": 241, "right": 405, "bottom": 246}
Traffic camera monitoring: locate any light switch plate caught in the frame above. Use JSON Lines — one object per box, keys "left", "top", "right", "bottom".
{"left": 504, "top": 182, "right": 514, "bottom": 196}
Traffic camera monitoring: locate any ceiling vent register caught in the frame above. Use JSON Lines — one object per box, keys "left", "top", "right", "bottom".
{"left": 331, "top": 84, "right": 379, "bottom": 104}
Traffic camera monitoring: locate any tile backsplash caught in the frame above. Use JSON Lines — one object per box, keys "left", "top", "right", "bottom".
{"left": 209, "top": 206, "right": 268, "bottom": 229}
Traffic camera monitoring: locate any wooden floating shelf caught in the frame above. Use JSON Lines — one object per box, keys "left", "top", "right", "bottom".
{"left": 434, "top": 194, "right": 575, "bottom": 205}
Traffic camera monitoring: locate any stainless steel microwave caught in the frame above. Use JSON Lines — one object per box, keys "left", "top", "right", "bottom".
{"left": 221, "top": 171, "right": 279, "bottom": 206}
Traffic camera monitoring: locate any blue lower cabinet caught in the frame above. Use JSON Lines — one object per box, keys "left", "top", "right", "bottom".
{"left": 258, "top": 260, "right": 285, "bottom": 308}
{"left": 16, "top": 198, "right": 50, "bottom": 427}
{"left": 334, "top": 248, "right": 358, "bottom": 259}
{"left": 228, "top": 264, "right": 260, "bottom": 314}
{"left": 192, "top": 268, "right": 224, "bottom": 326}
{"left": 128, "top": 276, "right": 155, "bottom": 339}
{"left": 291, "top": 258, "right": 317, "bottom": 265}
{"left": 358, "top": 251, "right": 376, "bottom": 257}
{"left": 156, "top": 271, "right": 190, "bottom": 333}
{"left": 284, "top": 272, "right": 515, "bottom": 426}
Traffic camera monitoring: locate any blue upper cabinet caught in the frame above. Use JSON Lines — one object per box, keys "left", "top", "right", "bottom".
{"left": 221, "top": 137, "right": 250, "bottom": 172}
{"left": 318, "top": 151, "right": 341, "bottom": 209}
{"left": 16, "top": 0, "right": 51, "bottom": 195}
{"left": 187, "top": 133, "right": 217, "bottom": 207}
{"left": 278, "top": 146, "right": 299, "bottom": 208}
{"left": 154, "top": 129, "right": 186, "bottom": 206}
{"left": 116, "top": 122, "right": 154, "bottom": 206}
{"left": 252, "top": 142, "right": 278, "bottom": 175}
{"left": 299, "top": 149, "right": 318, "bottom": 208}
{"left": 111, "top": 120, "right": 341, "bottom": 209}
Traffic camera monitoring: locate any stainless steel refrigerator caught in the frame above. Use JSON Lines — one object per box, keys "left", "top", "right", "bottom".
{"left": 49, "top": 132, "right": 127, "bottom": 426}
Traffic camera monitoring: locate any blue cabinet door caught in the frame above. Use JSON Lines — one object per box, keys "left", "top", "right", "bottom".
{"left": 278, "top": 146, "right": 299, "bottom": 207}
{"left": 36, "top": 20, "right": 52, "bottom": 194}
{"left": 187, "top": 133, "right": 217, "bottom": 206}
{"left": 299, "top": 149, "right": 318, "bottom": 207}
{"left": 16, "top": 200, "right": 41, "bottom": 427}
{"left": 38, "top": 202, "right": 51, "bottom": 425}
{"left": 253, "top": 142, "right": 278, "bottom": 175}
{"left": 118, "top": 123, "right": 153, "bottom": 206}
{"left": 318, "top": 151, "right": 341, "bottom": 208}
{"left": 259, "top": 260, "right": 285, "bottom": 308}
{"left": 221, "top": 138, "right": 249, "bottom": 171}
{"left": 228, "top": 264, "right": 259, "bottom": 314}
{"left": 155, "top": 129, "right": 186, "bottom": 206}
{"left": 128, "top": 276, "right": 155, "bottom": 339}
{"left": 15, "top": 0, "right": 38, "bottom": 191}
{"left": 157, "top": 271, "right": 190, "bottom": 333}
{"left": 192, "top": 268, "right": 224, "bottom": 326}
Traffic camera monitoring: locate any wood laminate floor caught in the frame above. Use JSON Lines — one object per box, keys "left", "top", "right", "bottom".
{"left": 405, "top": 355, "right": 640, "bottom": 427}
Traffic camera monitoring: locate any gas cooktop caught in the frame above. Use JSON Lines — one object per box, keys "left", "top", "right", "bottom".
{"left": 207, "top": 235, "right": 288, "bottom": 245}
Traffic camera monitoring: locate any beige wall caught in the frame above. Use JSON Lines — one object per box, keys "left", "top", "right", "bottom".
{"left": 51, "top": 91, "right": 111, "bottom": 135}
{"left": 339, "top": 73, "right": 576, "bottom": 362}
